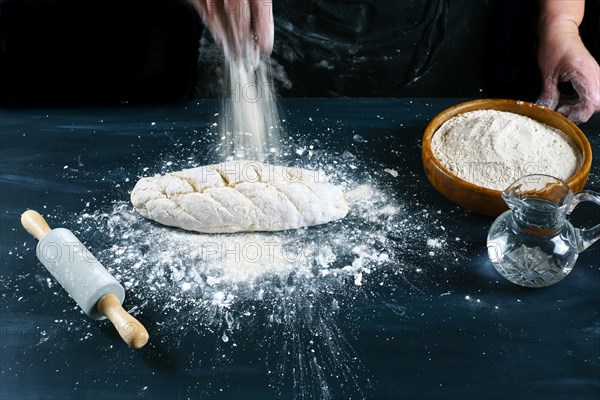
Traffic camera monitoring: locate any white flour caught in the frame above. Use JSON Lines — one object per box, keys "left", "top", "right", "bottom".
{"left": 218, "top": 59, "right": 282, "bottom": 162}
{"left": 9, "top": 148, "right": 469, "bottom": 399}
{"left": 431, "top": 110, "right": 582, "bottom": 191}
{"left": 79, "top": 178, "right": 396, "bottom": 293}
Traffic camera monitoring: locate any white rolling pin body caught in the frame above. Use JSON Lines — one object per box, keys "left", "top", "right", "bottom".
{"left": 36, "top": 228, "right": 125, "bottom": 320}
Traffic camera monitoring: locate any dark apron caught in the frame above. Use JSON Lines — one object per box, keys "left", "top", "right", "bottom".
{"left": 202, "top": 0, "right": 584, "bottom": 99}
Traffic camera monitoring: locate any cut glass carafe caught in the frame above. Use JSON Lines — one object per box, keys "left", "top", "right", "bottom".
{"left": 487, "top": 174, "right": 600, "bottom": 288}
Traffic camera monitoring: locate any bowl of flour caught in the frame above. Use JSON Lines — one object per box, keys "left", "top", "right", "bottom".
{"left": 422, "top": 99, "right": 592, "bottom": 216}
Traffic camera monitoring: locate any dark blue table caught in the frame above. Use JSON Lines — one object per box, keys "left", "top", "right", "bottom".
{"left": 1, "top": 99, "right": 599, "bottom": 400}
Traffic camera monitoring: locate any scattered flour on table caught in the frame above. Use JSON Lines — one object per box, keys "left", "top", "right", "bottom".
{"left": 427, "top": 238, "right": 443, "bottom": 248}
{"left": 81, "top": 180, "right": 394, "bottom": 293}
{"left": 7, "top": 150, "right": 468, "bottom": 399}
{"left": 431, "top": 110, "right": 582, "bottom": 191}
{"left": 384, "top": 168, "right": 399, "bottom": 177}
{"left": 68, "top": 156, "right": 462, "bottom": 322}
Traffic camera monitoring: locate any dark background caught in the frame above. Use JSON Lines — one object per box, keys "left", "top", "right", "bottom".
{"left": 0, "top": 0, "right": 599, "bottom": 104}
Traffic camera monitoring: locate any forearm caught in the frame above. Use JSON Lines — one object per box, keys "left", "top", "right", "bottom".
{"left": 539, "top": 0, "right": 585, "bottom": 35}
{"left": 536, "top": 0, "right": 599, "bottom": 122}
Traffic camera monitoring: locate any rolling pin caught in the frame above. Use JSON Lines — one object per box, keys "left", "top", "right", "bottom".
{"left": 21, "top": 210, "right": 149, "bottom": 349}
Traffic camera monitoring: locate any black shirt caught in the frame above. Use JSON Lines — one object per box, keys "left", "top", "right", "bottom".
{"left": 196, "top": 0, "right": 545, "bottom": 98}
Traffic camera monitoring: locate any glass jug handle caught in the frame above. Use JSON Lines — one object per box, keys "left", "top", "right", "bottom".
{"left": 566, "top": 190, "right": 600, "bottom": 253}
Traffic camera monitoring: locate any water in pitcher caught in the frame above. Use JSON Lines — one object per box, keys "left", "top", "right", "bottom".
{"left": 487, "top": 175, "right": 600, "bottom": 288}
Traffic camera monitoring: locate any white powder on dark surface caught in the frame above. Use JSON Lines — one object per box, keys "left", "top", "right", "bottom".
{"left": 6, "top": 100, "right": 491, "bottom": 398}
{"left": 427, "top": 238, "right": 443, "bottom": 248}
{"left": 79, "top": 173, "right": 398, "bottom": 302}
{"left": 7, "top": 145, "right": 475, "bottom": 399}
{"left": 70, "top": 150, "right": 464, "bottom": 313}
{"left": 384, "top": 168, "right": 399, "bottom": 177}
{"left": 431, "top": 110, "right": 582, "bottom": 191}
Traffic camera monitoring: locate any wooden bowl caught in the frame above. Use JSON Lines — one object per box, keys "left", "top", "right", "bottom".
{"left": 422, "top": 99, "right": 592, "bottom": 216}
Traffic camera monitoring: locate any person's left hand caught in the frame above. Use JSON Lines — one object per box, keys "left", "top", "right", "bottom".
{"left": 537, "top": 24, "right": 600, "bottom": 124}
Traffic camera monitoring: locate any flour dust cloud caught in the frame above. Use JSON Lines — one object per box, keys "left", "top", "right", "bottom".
{"left": 218, "top": 59, "right": 282, "bottom": 162}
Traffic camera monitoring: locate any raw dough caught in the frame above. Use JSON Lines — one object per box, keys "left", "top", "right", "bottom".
{"left": 131, "top": 161, "right": 349, "bottom": 233}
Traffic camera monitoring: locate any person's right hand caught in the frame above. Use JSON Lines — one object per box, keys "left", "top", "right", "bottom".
{"left": 191, "top": 1, "right": 274, "bottom": 66}
{"left": 537, "top": 18, "right": 600, "bottom": 124}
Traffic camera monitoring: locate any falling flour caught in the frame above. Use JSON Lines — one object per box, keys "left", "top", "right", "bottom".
{"left": 431, "top": 110, "right": 582, "bottom": 191}
{"left": 219, "top": 59, "right": 282, "bottom": 161}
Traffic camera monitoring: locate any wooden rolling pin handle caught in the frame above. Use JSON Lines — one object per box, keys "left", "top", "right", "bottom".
{"left": 96, "top": 294, "right": 149, "bottom": 349}
{"left": 21, "top": 210, "right": 52, "bottom": 240}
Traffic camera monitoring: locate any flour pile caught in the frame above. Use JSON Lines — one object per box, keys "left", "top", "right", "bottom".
{"left": 431, "top": 110, "right": 582, "bottom": 191}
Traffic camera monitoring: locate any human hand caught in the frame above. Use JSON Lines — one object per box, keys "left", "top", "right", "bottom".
{"left": 537, "top": 20, "right": 600, "bottom": 124}
{"left": 191, "top": 0, "right": 274, "bottom": 66}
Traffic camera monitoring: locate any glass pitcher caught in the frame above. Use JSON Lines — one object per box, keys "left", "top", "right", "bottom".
{"left": 487, "top": 174, "right": 600, "bottom": 288}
